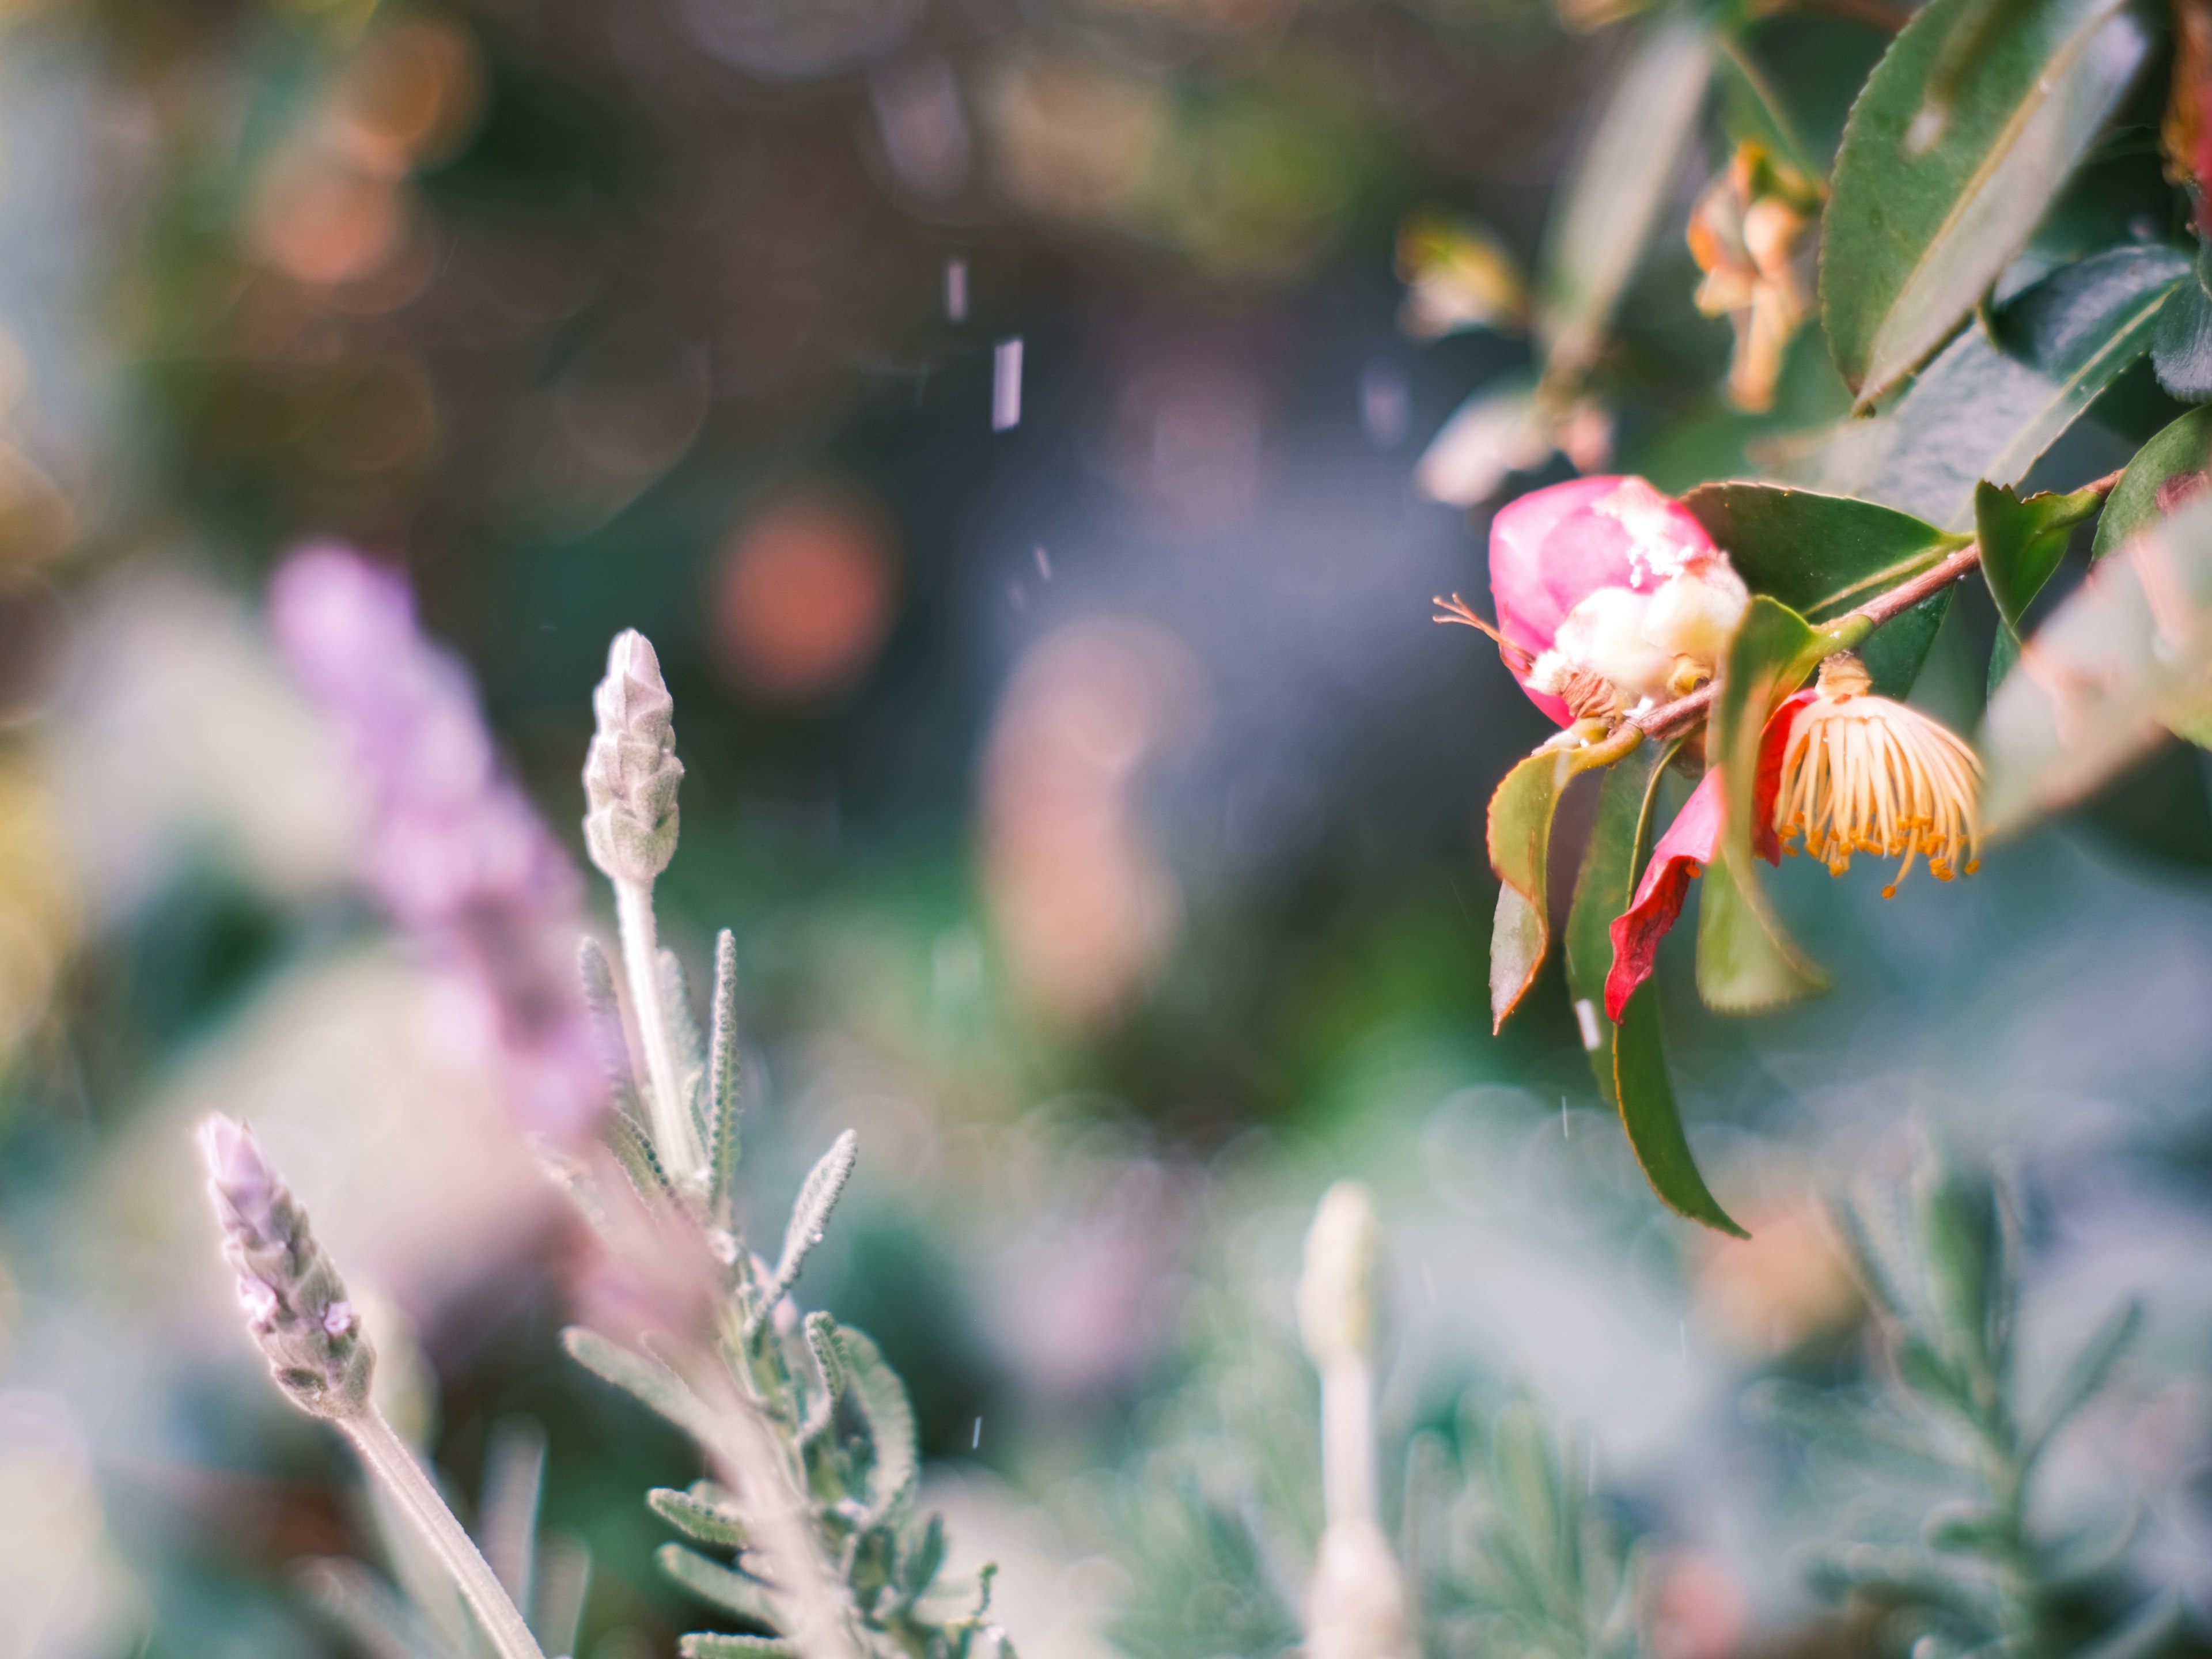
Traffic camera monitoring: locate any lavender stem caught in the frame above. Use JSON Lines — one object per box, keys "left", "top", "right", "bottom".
{"left": 341, "top": 1407, "right": 550, "bottom": 1659}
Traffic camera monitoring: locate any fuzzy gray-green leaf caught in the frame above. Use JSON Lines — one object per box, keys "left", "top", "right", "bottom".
{"left": 837, "top": 1324, "right": 919, "bottom": 1521}
{"left": 762, "top": 1131, "right": 859, "bottom": 1309}
{"left": 658, "top": 1542, "right": 782, "bottom": 1626}
{"left": 579, "top": 937, "right": 642, "bottom": 1121}
{"left": 680, "top": 1637, "right": 797, "bottom": 1658}
{"left": 659, "top": 946, "right": 709, "bottom": 1149}
{"left": 706, "top": 927, "right": 743, "bottom": 1216}
{"left": 563, "top": 1327, "right": 713, "bottom": 1438}
{"left": 650, "top": 1482, "right": 752, "bottom": 1550}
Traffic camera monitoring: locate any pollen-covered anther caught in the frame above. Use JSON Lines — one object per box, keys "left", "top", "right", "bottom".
{"left": 1773, "top": 653, "right": 1981, "bottom": 898}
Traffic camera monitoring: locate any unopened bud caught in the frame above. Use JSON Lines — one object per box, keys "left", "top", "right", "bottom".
{"left": 582, "top": 630, "right": 684, "bottom": 882}
{"left": 198, "top": 1116, "right": 374, "bottom": 1421}
{"left": 1298, "top": 1182, "right": 1383, "bottom": 1369}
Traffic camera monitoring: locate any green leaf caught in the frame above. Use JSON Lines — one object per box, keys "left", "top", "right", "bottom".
{"left": 705, "top": 927, "right": 743, "bottom": 1218}
{"left": 1817, "top": 247, "right": 2189, "bottom": 531}
{"left": 657, "top": 1543, "right": 782, "bottom": 1627}
{"left": 1562, "top": 743, "right": 1671, "bottom": 1094}
{"left": 2022, "top": 1298, "right": 2140, "bottom": 1464}
{"left": 836, "top": 1325, "right": 919, "bottom": 1522}
{"left": 1682, "top": 482, "right": 1967, "bottom": 694}
{"left": 1976, "top": 478, "right": 2104, "bottom": 627}
{"left": 1563, "top": 743, "right": 1747, "bottom": 1235}
{"left": 901, "top": 1512, "right": 948, "bottom": 1600}
{"left": 1820, "top": 0, "right": 2154, "bottom": 404}
{"left": 563, "top": 1327, "right": 714, "bottom": 1438}
{"left": 659, "top": 946, "right": 709, "bottom": 1147}
{"left": 1981, "top": 494, "right": 2212, "bottom": 835}
{"left": 759, "top": 1130, "right": 858, "bottom": 1311}
{"left": 602, "top": 1108, "right": 675, "bottom": 1207}
{"left": 1537, "top": 13, "right": 1712, "bottom": 376}
{"left": 2153, "top": 247, "right": 2212, "bottom": 401}
{"left": 1618, "top": 984, "right": 1748, "bottom": 1236}
{"left": 1487, "top": 742, "right": 1607, "bottom": 1031}
{"left": 1712, "top": 36, "right": 1821, "bottom": 187}
{"left": 1699, "top": 597, "right": 1829, "bottom": 1011}
{"left": 680, "top": 1638, "right": 796, "bottom": 1659}
{"left": 2092, "top": 406, "right": 2212, "bottom": 557}
{"left": 579, "top": 937, "right": 643, "bottom": 1120}
{"left": 649, "top": 1483, "right": 751, "bottom": 1550}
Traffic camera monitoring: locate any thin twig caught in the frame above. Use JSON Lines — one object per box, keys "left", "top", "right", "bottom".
{"left": 1638, "top": 543, "right": 1984, "bottom": 737}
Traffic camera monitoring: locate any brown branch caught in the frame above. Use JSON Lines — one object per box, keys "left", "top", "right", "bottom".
{"left": 1631, "top": 543, "right": 1983, "bottom": 739}
{"left": 1630, "top": 467, "right": 2129, "bottom": 741}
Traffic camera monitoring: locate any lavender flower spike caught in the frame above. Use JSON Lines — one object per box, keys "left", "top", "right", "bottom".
{"left": 199, "top": 1115, "right": 374, "bottom": 1421}
{"left": 583, "top": 630, "right": 683, "bottom": 887}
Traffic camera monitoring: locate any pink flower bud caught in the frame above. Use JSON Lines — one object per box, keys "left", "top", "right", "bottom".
{"left": 1489, "top": 477, "right": 1723, "bottom": 724}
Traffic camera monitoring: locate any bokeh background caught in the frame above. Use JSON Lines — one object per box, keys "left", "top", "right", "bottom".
{"left": 1, "top": 0, "right": 2210, "bottom": 1654}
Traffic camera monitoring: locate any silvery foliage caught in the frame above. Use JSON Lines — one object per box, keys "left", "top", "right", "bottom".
{"left": 1755, "top": 1164, "right": 2179, "bottom": 1659}
{"left": 565, "top": 631, "right": 1010, "bottom": 1659}
{"left": 1103, "top": 1255, "right": 1641, "bottom": 1659}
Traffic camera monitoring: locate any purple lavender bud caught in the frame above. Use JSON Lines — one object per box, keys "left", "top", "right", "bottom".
{"left": 198, "top": 1116, "right": 376, "bottom": 1421}
{"left": 268, "top": 545, "right": 603, "bottom": 1142}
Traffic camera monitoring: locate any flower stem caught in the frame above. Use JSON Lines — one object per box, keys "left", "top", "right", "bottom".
{"left": 615, "top": 876, "right": 703, "bottom": 1186}
{"left": 340, "top": 1407, "right": 547, "bottom": 1659}
{"left": 1634, "top": 468, "right": 2129, "bottom": 743}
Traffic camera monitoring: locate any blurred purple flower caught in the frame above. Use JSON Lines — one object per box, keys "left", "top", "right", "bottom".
{"left": 270, "top": 543, "right": 602, "bottom": 1142}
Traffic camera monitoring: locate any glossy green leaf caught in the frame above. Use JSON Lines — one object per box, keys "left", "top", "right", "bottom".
{"left": 1562, "top": 742, "right": 1748, "bottom": 1236}
{"left": 1486, "top": 743, "right": 1601, "bottom": 1031}
{"left": 1537, "top": 13, "right": 1711, "bottom": 376}
{"left": 1712, "top": 37, "right": 1821, "bottom": 187}
{"left": 1818, "top": 248, "right": 2189, "bottom": 531}
{"left": 1982, "top": 494, "right": 2212, "bottom": 835}
{"left": 2091, "top": 406, "right": 2212, "bottom": 557}
{"left": 1699, "top": 597, "right": 1828, "bottom": 1011}
{"left": 1820, "top": 0, "right": 2153, "bottom": 404}
{"left": 1682, "top": 483, "right": 1966, "bottom": 695}
{"left": 1976, "top": 478, "right": 2103, "bottom": 627}
{"left": 2153, "top": 248, "right": 2212, "bottom": 402}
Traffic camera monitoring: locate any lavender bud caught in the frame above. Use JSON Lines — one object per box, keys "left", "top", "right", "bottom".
{"left": 198, "top": 1116, "right": 374, "bottom": 1421}
{"left": 582, "top": 630, "right": 684, "bottom": 883}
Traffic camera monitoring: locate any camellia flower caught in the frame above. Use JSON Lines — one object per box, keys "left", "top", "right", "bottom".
{"left": 1774, "top": 653, "right": 1981, "bottom": 893}
{"left": 1438, "top": 475, "right": 1750, "bottom": 725}
{"left": 1604, "top": 654, "right": 1981, "bottom": 1018}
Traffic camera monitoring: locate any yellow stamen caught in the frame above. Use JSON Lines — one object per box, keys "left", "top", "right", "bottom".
{"left": 1774, "top": 653, "right": 1980, "bottom": 896}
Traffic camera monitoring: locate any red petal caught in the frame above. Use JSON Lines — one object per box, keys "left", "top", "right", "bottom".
{"left": 1601, "top": 692, "right": 1812, "bottom": 1020}
{"left": 1604, "top": 768, "right": 1721, "bottom": 1020}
